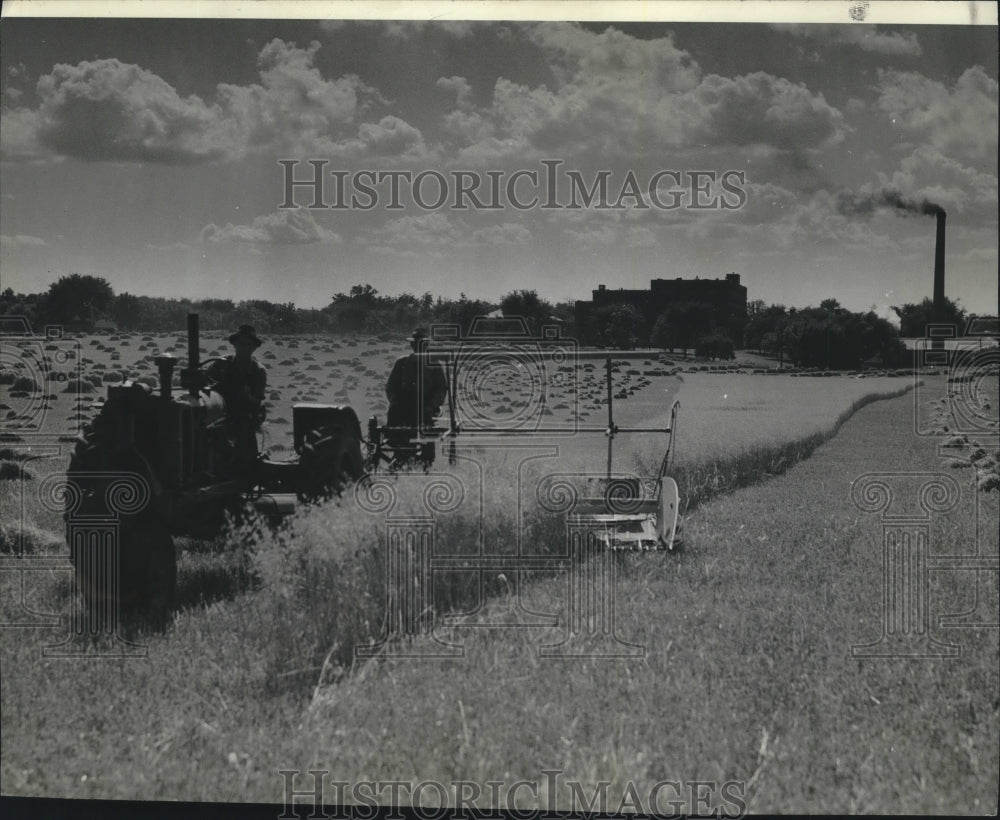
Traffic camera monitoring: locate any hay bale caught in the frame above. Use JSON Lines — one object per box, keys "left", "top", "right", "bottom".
{"left": 977, "top": 472, "right": 1000, "bottom": 493}
{"left": 62, "top": 379, "right": 95, "bottom": 394}
{"left": 5, "top": 522, "right": 64, "bottom": 553}
{"left": 11, "top": 375, "right": 38, "bottom": 392}
{"left": 0, "top": 459, "right": 33, "bottom": 480}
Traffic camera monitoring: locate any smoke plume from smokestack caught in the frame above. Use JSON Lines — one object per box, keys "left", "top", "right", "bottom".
{"left": 837, "top": 188, "right": 949, "bottom": 343}
{"left": 836, "top": 188, "right": 946, "bottom": 219}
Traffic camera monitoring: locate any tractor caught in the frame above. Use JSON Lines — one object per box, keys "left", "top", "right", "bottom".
{"left": 65, "top": 315, "right": 682, "bottom": 625}
{"left": 64, "top": 315, "right": 366, "bottom": 621}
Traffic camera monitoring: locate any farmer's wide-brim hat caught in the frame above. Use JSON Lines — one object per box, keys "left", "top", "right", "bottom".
{"left": 408, "top": 328, "right": 429, "bottom": 343}
{"left": 229, "top": 325, "right": 262, "bottom": 348}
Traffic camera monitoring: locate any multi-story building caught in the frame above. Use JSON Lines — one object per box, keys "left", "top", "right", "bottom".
{"left": 575, "top": 273, "right": 748, "bottom": 346}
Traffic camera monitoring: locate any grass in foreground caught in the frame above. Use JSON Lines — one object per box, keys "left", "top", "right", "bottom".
{"left": 1, "top": 379, "right": 996, "bottom": 813}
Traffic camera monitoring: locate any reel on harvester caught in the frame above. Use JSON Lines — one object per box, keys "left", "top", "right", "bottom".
{"left": 570, "top": 397, "right": 681, "bottom": 552}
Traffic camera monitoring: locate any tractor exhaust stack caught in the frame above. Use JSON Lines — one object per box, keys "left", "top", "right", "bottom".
{"left": 186, "top": 313, "right": 200, "bottom": 398}
{"left": 154, "top": 355, "right": 176, "bottom": 401}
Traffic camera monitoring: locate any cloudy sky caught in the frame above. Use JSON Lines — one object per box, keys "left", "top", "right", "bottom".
{"left": 1, "top": 10, "right": 997, "bottom": 317}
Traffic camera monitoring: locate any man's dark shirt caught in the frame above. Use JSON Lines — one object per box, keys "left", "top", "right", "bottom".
{"left": 206, "top": 356, "right": 267, "bottom": 430}
{"left": 386, "top": 353, "right": 448, "bottom": 426}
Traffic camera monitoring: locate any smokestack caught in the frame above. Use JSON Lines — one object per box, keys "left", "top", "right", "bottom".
{"left": 932, "top": 210, "right": 946, "bottom": 324}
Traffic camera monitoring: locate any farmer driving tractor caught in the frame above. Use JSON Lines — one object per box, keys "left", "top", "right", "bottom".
{"left": 206, "top": 324, "right": 268, "bottom": 468}
{"left": 385, "top": 328, "right": 449, "bottom": 460}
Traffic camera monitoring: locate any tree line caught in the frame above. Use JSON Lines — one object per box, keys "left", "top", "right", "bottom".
{"left": 743, "top": 297, "right": 968, "bottom": 368}
{"left": 0, "top": 275, "right": 575, "bottom": 338}
{"left": 1, "top": 274, "right": 970, "bottom": 368}
{"left": 577, "top": 294, "right": 968, "bottom": 367}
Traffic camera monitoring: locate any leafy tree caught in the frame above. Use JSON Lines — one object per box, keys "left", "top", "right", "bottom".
{"left": 650, "top": 312, "right": 671, "bottom": 350}
{"left": 331, "top": 284, "right": 381, "bottom": 306}
{"left": 695, "top": 332, "right": 735, "bottom": 360}
{"left": 198, "top": 298, "right": 235, "bottom": 312}
{"left": 112, "top": 292, "right": 141, "bottom": 330}
{"left": 760, "top": 330, "right": 782, "bottom": 356}
{"left": 438, "top": 293, "right": 497, "bottom": 336}
{"left": 500, "top": 289, "right": 554, "bottom": 335}
{"left": 550, "top": 300, "right": 577, "bottom": 338}
{"left": 0, "top": 288, "right": 42, "bottom": 328}
{"left": 349, "top": 284, "right": 380, "bottom": 305}
{"left": 744, "top": 304, "right": 788, "bottom": 352}
{"left": 781, "top": 306, "right": 904, "bottom": 368}
{"left": 892, "top": 296, "right": 967, "bottom": 337}
{"left": 41, "top": 274, "right": 114, "bottom": 325}
{"left": 327, "top": 285, "right": 377, "bottom": 331}
{"left": 663, "top": 300, "right": 715, "bottom": 353}
{"left": 594, "top": 303, "right": 643, "bottom": 349}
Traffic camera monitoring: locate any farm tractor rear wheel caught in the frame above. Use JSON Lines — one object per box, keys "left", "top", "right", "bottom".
{"left": 298, "top": 428, "right": 365, "bottom": 501}
{"left": 66, "top": 423, "right": 177, "bottom": 626}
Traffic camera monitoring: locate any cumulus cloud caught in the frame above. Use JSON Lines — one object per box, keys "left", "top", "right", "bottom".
{"left": 215, "top": 39, "right": 377, "bottom": 156}
{"left": 564, "top": 219, "right": 660, "bottom": 249}
{"left": 0, "top": 233, "right": 47, "bottom": 248}
{"left": 200, "top": 209, "right": 340, "bottom": 245}
{"left": 873, "top": 302, "right": 902, "bottom": 328}
{"left": 4, "top": 24, "right": 854, "bottom": 169}
{"left": 774, "top": 24, "right": 922, "bottom": 56}
{"left": 436, "top": 76, "right": 474, "bottom": 110}
{"left": 0, "top": 107, "right": 48, "bottom": 160}
{"left": 956, "top": 245, "right": 998, "bottom": 265}
{"left": 528, "top": 23, "right": 700, "bottom": 91}
{"left": 869, "top": 145, "right": 998, "bottom": 218}
{"left": 763, "top": 189, "right": 900, "bottom": 251}
{"left": 446, "top": 23, "right": 848, "bottom": 161}
{"left": 332, "top": 115, "right": 427, "bottom": 159}
{"left": 368, "top": 213, "right": 533, "bottom": 253}
{"left": 372, "top": 213, "right": 462, "bottom": 249}
{"left": 320, "top": 20, "right": 479, "bottom": 38}
{"left": 471, "top": 222, "right": 532, "bottom": 245}
{"left": 682, "top": 72, "right": 847, "bottom": 151}
{"left": 146, "top": 241, "right": 192, "bottom": 252}
{"left": 877, "top": 66, "right": 998, "bottom": 166}
{"left": 11, "top": 58, "right": 231, "bottom": 163}
{"left": 0, "top": 39, "right": 395, "bottom": 163}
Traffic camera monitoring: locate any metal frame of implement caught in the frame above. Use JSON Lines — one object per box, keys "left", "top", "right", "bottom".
{"left": 368, "top": 353, "right": 681, "bottom": 551}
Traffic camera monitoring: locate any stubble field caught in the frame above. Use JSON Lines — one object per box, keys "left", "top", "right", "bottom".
{"left": 1, "top": 330, "right": 997, "bottom": 813}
